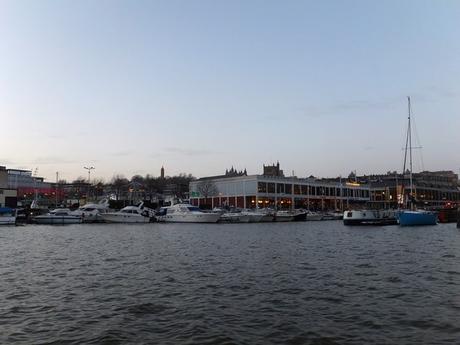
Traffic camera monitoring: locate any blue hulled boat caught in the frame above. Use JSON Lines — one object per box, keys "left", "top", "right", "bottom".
{"left": 398, "top": 210, "right": 437, "bottom": 227}
{"left": 397, "top": 97, "right": 438, "bottom": 227}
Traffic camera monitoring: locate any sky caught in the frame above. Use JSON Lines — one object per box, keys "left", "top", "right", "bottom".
{"left": 1, "top": 0, "right": 459, "bottom": 182}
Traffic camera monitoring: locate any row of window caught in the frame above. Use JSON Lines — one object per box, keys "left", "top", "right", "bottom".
{"left": 257, "top": 182, "right": 369, "bottom": 198}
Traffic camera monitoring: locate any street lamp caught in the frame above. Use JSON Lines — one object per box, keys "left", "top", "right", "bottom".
{"left": 84, "top": 166, "right": 95, "bottom": 201}
{"left": 84, "top": 166, "right": 95, "bottom": 184}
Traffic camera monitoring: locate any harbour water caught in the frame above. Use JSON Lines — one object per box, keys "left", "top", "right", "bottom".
{"left": 1, "top": 222, "right": 460, "bottom": 344}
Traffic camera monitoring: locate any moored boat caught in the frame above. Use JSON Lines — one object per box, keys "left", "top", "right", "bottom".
{"left": 274, "top": 210, "right": 294, "bottom": 222}
{"left": 0, "top": 207, "right": 17, "bottom": 225}
{"left": 292, "top": 209, "right": 307, "bottom": 221}
{"left": 156, "top": 204, "right": 220, "bottom": 223}
{"left": 436, "top": 204, "right": 458, "bottom": 223}
{"left": 240, "top": 209, "right": 265, "bottom": 222}
{"left": 398, "top": 210, "right": 437, "bottom": 226}
{"left": 219, "top": 212, "right": 251, "bottom": 223}
{"left": 397, "top": 97, "right": 438, "bottom": 227}
{"left": 343, "top": 209, "right": 398, "bottom": 226}
{"left": 100, "top": 203, "right": 152, "bottom": 223}
{"left": 71, "top": 199, "right": 112, "bottom": 223}
{"left": 323, "top": 210, "right": 344, "bottom": 220}
{"left": 34, "top": 209, "right": 82, "bottom": 225}
{"left": 254, "top": 208, "right": 275, "bottom": 222}
{"left": 306, "top": 211, "right": 324, "bottom": 221}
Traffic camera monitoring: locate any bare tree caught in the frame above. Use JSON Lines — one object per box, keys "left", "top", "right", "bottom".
{"left": 196, "top": 180, "right": 218, "bottom": 199}
{"left": 111, "top": 175, "right": 129, "bottom": 200}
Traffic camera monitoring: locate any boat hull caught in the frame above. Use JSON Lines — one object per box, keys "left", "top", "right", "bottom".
{"left": 100, "top": 213, "right": 150, "bottom": 223}
{"left": 306, "top": 213, "right": 324, "bottom": 221}
{"left": 157, "top": 213, "right": 220, "bottom": 223}
{"left": 274, "top": 214, "right": 294, "bottom": 222}
{"left": 219, "top": 214, "right": 251, "bottom": 223}
{"left": 398, "top": 211, "right": 437, "bottom": 226}
{"left": 343, "top": 210, "right": 398, "bottom": 226}
{"left": 437, "top": 208, "right": 457, "bottom": 223}
{"left": 34, "top": 216, "right": 82, "bottom": 225}
{"left": 0, "top": 216, "right": 16, "bottom": 225}
{"left": 343, "top": 218, "right": 398, "bottom": 226}
{"left": 293, "top": 212, "right": 307, "bottom": 221}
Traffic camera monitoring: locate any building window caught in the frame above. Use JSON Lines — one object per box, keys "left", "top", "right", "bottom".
{"left": 258, "top": 182, "right": 267, "bottom": 193}
{"left": 277, "top": 183, "right": 285, "bottom": 194}
{"left": 285, "top": 184, "right": 292, "bottom": 194}
{"left": 267, "top": 183, "right": 275, "bottom": 193}
{"left": 301, "top": 185, "right": 308, "bottom": 195}
{"left": 294, "top": 185, "right": 301, "bottom": 195}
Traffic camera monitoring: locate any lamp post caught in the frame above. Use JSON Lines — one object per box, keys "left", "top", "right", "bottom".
{"left": 84, "top": 166, "right": 95, "bottom": 201}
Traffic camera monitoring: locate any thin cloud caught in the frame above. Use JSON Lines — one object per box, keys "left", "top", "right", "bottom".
{"left": 0, "top": 158, "right": 16, "bottom": 165}
{"left": 110, "top": 150, "right": 133, "bottom": 157}
{"left": 164, "top": 147, "right": 222, "bottom": 156}
{"left": 302, "top": 97, "right": 400, "bottom": 118}
{"left": 32, "top": 156, "right": 77, "bottom": 164}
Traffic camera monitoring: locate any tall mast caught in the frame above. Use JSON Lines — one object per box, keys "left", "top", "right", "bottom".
{"left": 408, "top": 97, "right": 413, "bottom": 196}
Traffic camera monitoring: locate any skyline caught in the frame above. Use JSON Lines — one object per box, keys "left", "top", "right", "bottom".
{"left": 1, "top": 0, "right": 460, "bottom": 182}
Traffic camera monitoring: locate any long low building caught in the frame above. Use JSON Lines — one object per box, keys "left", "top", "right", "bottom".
{"left": 189, "top": 164, "right": 370, "bottom": 210}
{"left": 190, "top": 165, "right": 460, "bottom": 210}
{"left": 0, "top": 166, "right": 18, "bottom": 208}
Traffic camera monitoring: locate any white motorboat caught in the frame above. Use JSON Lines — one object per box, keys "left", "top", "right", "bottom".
{"left": 100, "top": 203, "right": 152, "bottom": 223}
{"left": 34, "top": 208, "right": 82, "bottom": 225}
{"left": 343, "top": 209, "right": 398, "bottom": 226}
{"left": 327, "top": 211, "right": 344, "bottom": 220}
{"left": 306, "top": 211, "right": 324, "bottom": 221}
{"left": 0, "top": 207, "right": 17, "bottom": 225}
{"left": 156, "top": 204, "right": 220, "bottom": 223}
{"left": 240, "top": 209, "right": 265, "bottom": 222}
{"left": 219, "top": 211, "right": 251, "bottom": 223}
{"left": 71, "top": 199, "right": 111, "bottom": 223}
{"left": 254, "top": 208, "right": 275, "bottom": 222}
{"left": 274, "top": 210, "right": 294, "bottom": 222}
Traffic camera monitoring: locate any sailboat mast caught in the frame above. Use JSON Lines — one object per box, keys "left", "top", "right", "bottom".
{"left": 408, "top": 96, "right": 413, "bottom": 196}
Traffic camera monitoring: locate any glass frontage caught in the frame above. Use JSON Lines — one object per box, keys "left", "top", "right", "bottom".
{"left": 277, "top": 183, "right": 285, "bottom": 194}
{"left": 258, "top": 182, "right": 267, "bottom": 193}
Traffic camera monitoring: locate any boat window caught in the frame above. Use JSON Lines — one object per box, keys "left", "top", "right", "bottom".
{"left": 187, "top": 206, "right": 201, "bottom": 212}
{"left": 347, "top": 212, "right": 352, "bottom": 217}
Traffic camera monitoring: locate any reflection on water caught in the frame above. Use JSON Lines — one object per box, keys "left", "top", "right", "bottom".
{"left": 1, "top": 222, "right": 460, "bottom": 344}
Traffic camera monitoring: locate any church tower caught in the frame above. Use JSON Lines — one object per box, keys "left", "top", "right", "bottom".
{"left": 160, "top": 166, "right": 165, "bottom": 179}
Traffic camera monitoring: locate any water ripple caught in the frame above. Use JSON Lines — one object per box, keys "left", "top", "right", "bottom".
{"left": 1, "top": 222, "right": 460, "bottom": 344}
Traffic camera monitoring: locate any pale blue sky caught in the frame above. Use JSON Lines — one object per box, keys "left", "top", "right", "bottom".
{"left": 1, "top": 0, "right": 459, "bottom": 182}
